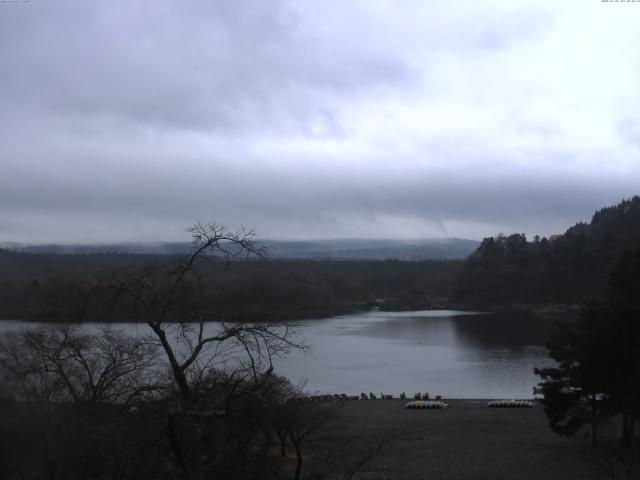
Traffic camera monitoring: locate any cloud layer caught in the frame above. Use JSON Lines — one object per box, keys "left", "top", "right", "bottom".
{"left": 1, "top": 0, "right": 639, "bottom": 243}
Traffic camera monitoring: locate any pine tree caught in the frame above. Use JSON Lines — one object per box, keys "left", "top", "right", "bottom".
{"left": 536, "top": 246, "right": 640, "bottom": 446}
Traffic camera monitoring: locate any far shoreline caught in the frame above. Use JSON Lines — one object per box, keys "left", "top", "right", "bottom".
{"left": 0, "top": 303, "right": 580, "bottom": 323}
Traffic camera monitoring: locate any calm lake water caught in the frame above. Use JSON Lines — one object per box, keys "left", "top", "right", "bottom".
{"left": 0, "top": 310, "right": 554, "bottom": 399}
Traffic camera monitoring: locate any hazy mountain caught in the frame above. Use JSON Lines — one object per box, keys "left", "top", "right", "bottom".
{"left": 261, "top": 239, "right": 479, "bottom": 260}
{"left": 1, "top": 238, "right": 479, "bottom": 260}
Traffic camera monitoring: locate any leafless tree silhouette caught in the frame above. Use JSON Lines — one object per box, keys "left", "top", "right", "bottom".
{"left": 109, "top": 223, "right": 305, "bottom": 476}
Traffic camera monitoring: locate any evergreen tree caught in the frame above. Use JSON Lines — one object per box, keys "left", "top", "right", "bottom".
{"left": 536, "top": 246, "right": 640, "bottom": 446}
{"left": 535, "top": 301, "right": 612, "bottom": 445}
{"left": 455, "top": 196, "right": 640, "bottom": 306}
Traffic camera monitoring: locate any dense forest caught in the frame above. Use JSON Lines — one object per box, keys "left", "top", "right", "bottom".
{"left": 453, "top": 196, "right": 640, "bottom": 307}
{"left": 2, "top": 197, "right": 640, "bottom": 322}
{"left": 534, "top": 243, "right": 640, "bottom": 471}
{"left": 0, "top": 249, "right": 461, "bottom": 322}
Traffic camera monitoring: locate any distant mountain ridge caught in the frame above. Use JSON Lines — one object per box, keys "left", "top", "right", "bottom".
{"left": 262, "top": 238, "right": 478, "bottom": 260}
{"left": 1, "top": 238, "right": 479, "bottom": 260}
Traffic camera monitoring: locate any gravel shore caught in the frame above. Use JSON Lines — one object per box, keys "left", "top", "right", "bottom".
{"left": 337, "top": 399, "right": 603, "bottom": 480}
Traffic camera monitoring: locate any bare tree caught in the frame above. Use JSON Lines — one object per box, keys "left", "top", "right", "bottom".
{"left": 109, "top": 223, "right": 305, "bottom": 477}
{"left": 0, "top": 324, "right": 159, "bottom": 405}
{"left": 274, "top": 396, "right": 394, "bottom": 480}
{"left": 0, "top": 324, "right": 161, "bottom": 480}
{"left": 110, "top": 223, "right": 303, "bottom": 403}
{"left": 286, "top": 400, "right": 341, "bottom": 480}
{"left": 587, "top": 420, "right": 640, "bottom": 480}
{"left": 313, "top": 430, "right": 397, "bottom": 480}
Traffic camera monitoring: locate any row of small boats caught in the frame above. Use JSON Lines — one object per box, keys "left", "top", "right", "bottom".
{"left": 404, "top": 399, "right": 536, "bottom": 409}
{"left": 487, "top": 400, "right": 535, "bottom": 408}
{"left": 405, "top": 400, "right": 449, "bottom": 409}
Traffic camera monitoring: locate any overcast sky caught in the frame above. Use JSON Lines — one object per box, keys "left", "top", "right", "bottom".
{"left": 1, "top": 1, "right": 639, "bottom": 243}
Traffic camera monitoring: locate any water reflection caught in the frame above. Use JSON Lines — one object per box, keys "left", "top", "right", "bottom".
{"left": 0, "top": 310, "right": 557, "bottom": 398}
{"left": 273, "top": 310, "right": 555, "bottom": 398}
{"left": 452, "top": 310, "right": 556, "bottom": 348}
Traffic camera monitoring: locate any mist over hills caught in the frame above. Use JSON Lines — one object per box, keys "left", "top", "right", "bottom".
{"left": 1, "top": 238, "right": 479, "bottom": 260}
{"left": 262, "top": 238, "right": 479, "bottom": 260}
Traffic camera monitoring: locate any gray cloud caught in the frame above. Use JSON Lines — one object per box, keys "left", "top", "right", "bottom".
{"left": 0, "top": 0, "right": 413, "bottom": 134}
{"left": 0, "top": 0, "right": 639, "bottom": 244}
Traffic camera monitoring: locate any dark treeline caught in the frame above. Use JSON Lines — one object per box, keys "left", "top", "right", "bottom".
{"left": 0, "top": 224, "right": 394, "bottom": 480}
{"left": 0, "top": 320, "right": 387, "bottom": 480}
{"left": 0, "top": 326, "right": 391, "bottom": 480}
{"left": 535, "top": 246, "right": 640, "bottom": 477}
{"left": 453, "top": 196, "right": 640, "bottom": 307}
{"left": 0, "top": 249, "right": 462, "bottom": 322}
{"left": 3, "top": 197, "right": 640, "bottom": 323}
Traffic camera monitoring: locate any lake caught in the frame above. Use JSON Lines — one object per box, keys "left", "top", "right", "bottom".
{"left": 0, "top": 310, "right": 554, "bottom": 399}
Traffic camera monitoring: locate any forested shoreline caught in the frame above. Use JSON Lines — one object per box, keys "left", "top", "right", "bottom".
{"left": 2, "top": 201, "right": 640, "bottom": 479}
{"left": 453, "top": 196, "right": 640, "bottom": 308}
{"left": 0, "top": 250, "right": 462, "bottom": 322}
{"left": 1, "top": 196, "right": 640, "bottom": 323}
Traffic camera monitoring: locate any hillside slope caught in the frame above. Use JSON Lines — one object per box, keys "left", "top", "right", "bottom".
{"left": 453, "top": 196, "right": 640, "bottom": 306}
